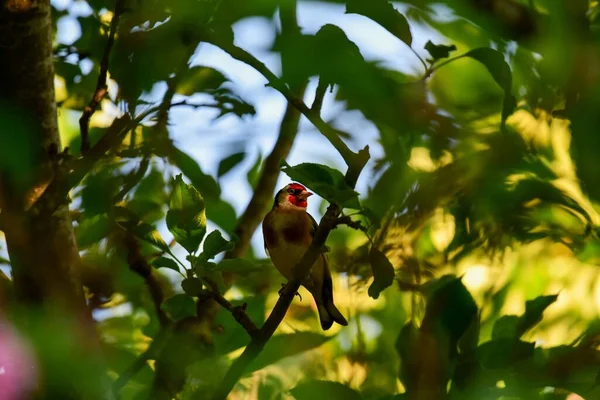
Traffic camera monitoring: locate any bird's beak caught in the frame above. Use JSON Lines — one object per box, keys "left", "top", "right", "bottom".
{"left": 298, "top": 190, "right": 313, "bottom": 200}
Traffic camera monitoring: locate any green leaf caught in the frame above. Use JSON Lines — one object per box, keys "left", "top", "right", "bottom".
{"left": 290, "top": 380, "right": 362, "bottom": 400}
{"left": 424, "top": 40, "right": 457, "bottom": 61}
{"left": 181, "top": 277, "right": 203, "bottom": 297}
{"left": 492, "top": 315, "right": 520, "bottom": 340}
{"left": 477, "top": 339, "right": 535, "bottom": 369}
{"left": 248, "top": 332, "right": 332, "bottom": 373}
{"left": 280, "top": 162, "right": 360, "bottom": 208}
{"left": 464, "top": 47, "right": 516, "bottom": 125}
{"left": 346, "top": 0, "right": 412, "bottom": 46}
{"left": 166, "top": 174, "right": 207, "bottom": 254}
{"left": 161, "top": 294, "right": 196, "bottom": 322}
{"left": 205, "top": 198, "right": 237, "bottom": 233}
{"left": 217, "top": 152, "right": 246, "bottom": 178}
{"left": 247, "top": 151, "right": 263, "bottom": 189}
{"left": 175, "top": 66, "right": 227, "bottom": 96}
{"left": 170, "top": 147, "right": 220, "bottom": 199}
{"left": 367, "top": 248, "right": 395, "bottom": 299}
{"left": 152, "top": 257, "right": 180, "bottom": 273}
{"left": 396, "top": 321, "right": 420, "bottom": 388}
{"left": 76, "top": 214, "right": 111, "bottom": 249}
{"left": 517, "top": 294, "right": 558, "bottom": 337}
{"left": 202, "top": 230, "right": 234, "bottom": 260}
{"left": 215, "top": 259, "right": 261, "bottom": 276}
{"left": 421, "top": 275, "right": 478, "bottom": 346}
{"left": 118, "top": 219, "right": 171, "bottom": 254}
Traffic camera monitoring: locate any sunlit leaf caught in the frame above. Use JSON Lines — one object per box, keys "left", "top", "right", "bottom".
{"left": 161, "top": 294, "right": 196, "bottom": 322}
{"left": 166, "top": 174, "right": 207, "bottom": 254}
{"left": 118, "top": 219, "right": 171, "bottom": 254}
{"left": 367, "top": 248, "right": 395, "bottom": 299}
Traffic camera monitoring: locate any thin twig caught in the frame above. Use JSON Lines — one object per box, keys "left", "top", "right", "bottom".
{"left": 335, "top": 215, "right": 367, "bottom": 232}
{"left": 123, "top": 233, "right": 170, "bottom": 327}
{"left": 79, "top": 0, "right": 125, "bottom": 154}
{"left": 204, "top": 278, "right": 259, "bottom": 337}
{"left": 311, "top": 77, "right": 328, "bottom": 113}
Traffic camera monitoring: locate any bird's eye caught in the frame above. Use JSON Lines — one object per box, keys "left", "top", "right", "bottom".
{"left": 287, "top": 188, "right": 294, "bottom": 194}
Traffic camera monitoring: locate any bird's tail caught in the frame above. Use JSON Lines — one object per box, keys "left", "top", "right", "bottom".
{"left": 316, "top": 288, "right": 348, "bottom": 330}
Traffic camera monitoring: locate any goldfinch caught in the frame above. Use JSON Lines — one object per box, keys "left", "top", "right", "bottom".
{"left": 262, "top": 183, "right": 348, "bottom": 330}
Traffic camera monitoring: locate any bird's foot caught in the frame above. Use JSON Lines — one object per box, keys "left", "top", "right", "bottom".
{"left": 279, "top": 283, "right": 302, "bottom": 301}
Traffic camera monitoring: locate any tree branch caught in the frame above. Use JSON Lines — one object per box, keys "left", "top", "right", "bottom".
{"left": 203, "top": 278, "right": 259, "bottom": 337}
{"left": 210, "top": 146, "right": 370, "bottom": 400}
{"left": 79, "top": 0, "right": 125, "bottom": 154}
{"left": 123, "top": 233, "right": 170, "bottom": 327}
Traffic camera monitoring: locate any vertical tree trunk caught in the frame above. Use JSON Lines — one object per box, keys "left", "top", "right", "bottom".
{"left": 0, "top": 1, "right": 84, "bottom": 309}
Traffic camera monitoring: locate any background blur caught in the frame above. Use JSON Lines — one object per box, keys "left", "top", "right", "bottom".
{"left": 3, "top": 0, "right": 600, "bottom": 399}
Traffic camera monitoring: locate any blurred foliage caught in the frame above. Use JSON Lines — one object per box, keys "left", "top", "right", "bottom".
{"left": 3, "top": 0, "right": 600, "bottom": 399}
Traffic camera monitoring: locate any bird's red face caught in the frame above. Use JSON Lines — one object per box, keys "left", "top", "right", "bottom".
{"left": 279, "top": 183, "right": 313, "bottom": 209}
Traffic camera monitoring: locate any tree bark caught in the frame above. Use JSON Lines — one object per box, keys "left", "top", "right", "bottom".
{"left": 0, "top": 1, "right": 85, "bottom": 309}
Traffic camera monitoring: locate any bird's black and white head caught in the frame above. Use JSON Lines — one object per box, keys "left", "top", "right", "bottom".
{"left": 273, "top": 183, "right": 313, "bottom": 210}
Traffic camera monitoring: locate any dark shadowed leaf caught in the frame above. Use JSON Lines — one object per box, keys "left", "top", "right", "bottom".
{"left": 477, "top": 339, "right": 535, "bottom": 369}
{"left": 175, "top": 65, "right": 228, "bottom": 96}
{"left": 152, "top": 257, "right": 180, "bottom": 273}
{"left": 367, "top": 248, "right": 395, "bottom": 299}
{"left": 346, "top": 0, "right": 412, "bottom": 46}
{"left": 248, "top": 332, "right": 333, "bottom": 373}
{"left": 161, "top": 294, "right": 196, "bottom": 322}
{"left": 464, "top": 47, "right": 516, "bottom": 125}
{"left": 215, "top": 259, "right": 261, "bottom": 276}
{"left": 421, "top": 275, "right": 478, "bottom": 346}
{"left": 217, "top": 152, "right": 246, "bottom": 178}
{"left": 181, "top": 277, "right": 203, "bottom": 296}
{"left": 517, "top": 294, "right": 559, "bottom": 337}
{"left": 396, "top": 321, "right": 420, "bottom": 388}
{"left": 492, "top": 315, "right": 520, "bottom": 340}
{"left": 424, "top": 40, "right": 457, "bottom": 61}
{"left": 281, "top": 162, "right": 360, "bottom": 208}
{"left": 166, "top": 174, "right": 207, "bottom": 254}
{"left": 202, "top": 230, "right": 234, "bottom": 260}
{"left": 290, "top": 380, "right": 362, "bottom": 400}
